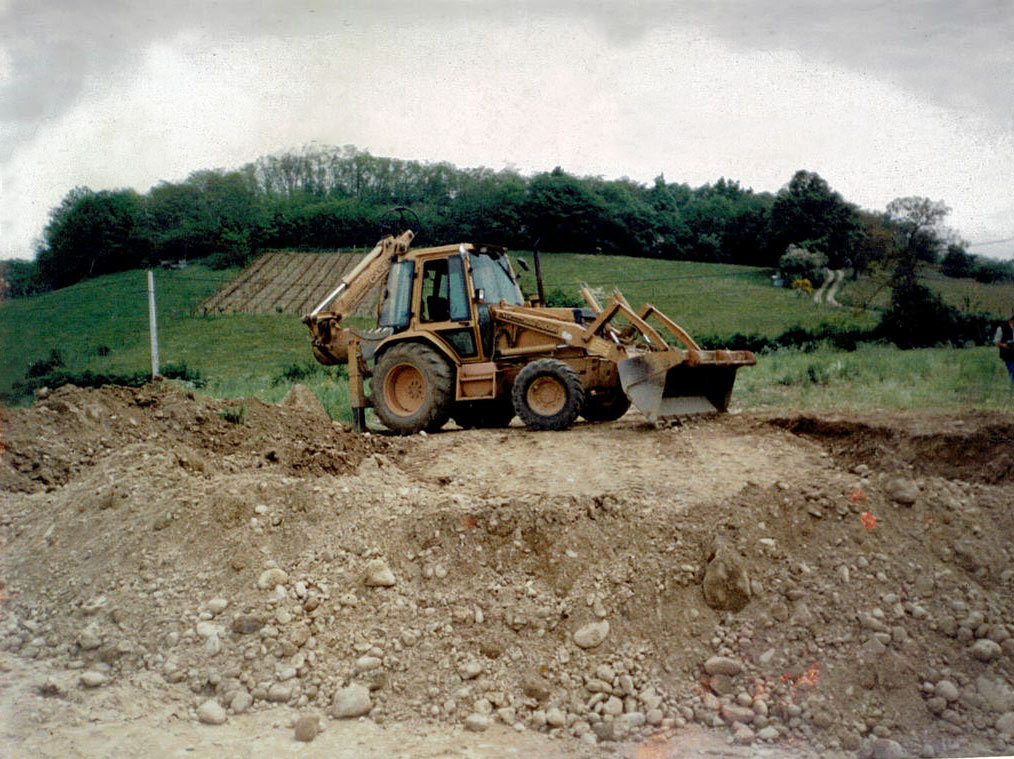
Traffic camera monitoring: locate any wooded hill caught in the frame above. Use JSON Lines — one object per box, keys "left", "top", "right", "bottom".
{"left": 3, "top": 144, "right": 1010, "bottom": 297}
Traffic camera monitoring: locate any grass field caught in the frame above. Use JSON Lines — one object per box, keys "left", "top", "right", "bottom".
{"left": 735, "top": 343, "right": 1013, "bottom": 412}
{"left": 835, "top": 267, "right": 1013, "bottom": 317}
{"left": 2, "top": 256, "right": 1011, "bottom": 420}
{"left": 527, "top": 252, "right": 878, "bottom": 336}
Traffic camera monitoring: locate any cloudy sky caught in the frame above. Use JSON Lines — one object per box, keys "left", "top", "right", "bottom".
{"left": 2, "top": 0, "right": 1013, "bottom": 261}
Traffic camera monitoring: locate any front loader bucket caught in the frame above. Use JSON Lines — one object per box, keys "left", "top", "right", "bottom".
{"left": 618, "top": 349, "right": 756, "bottom": 421}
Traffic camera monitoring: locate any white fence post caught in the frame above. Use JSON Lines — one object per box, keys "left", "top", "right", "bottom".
{"left": 147, "top": 270, "right": 160, "bottom": 378}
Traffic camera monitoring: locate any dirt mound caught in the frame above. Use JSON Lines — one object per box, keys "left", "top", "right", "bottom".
{"left": 2, "top": 399, "right": 1013, "bottom": 758}
{"left": 0, "top": 383, "right": 382, "bottom": 493}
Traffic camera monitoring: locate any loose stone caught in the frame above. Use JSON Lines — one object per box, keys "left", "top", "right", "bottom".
{"left": 573, "top": 621, "right": 609, "bottom": 649}
{"left": 197, "top": 699, "right": 227, "bottom": 725}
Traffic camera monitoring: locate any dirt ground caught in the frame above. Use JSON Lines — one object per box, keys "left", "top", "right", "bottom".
{"left": 2, "top": 384, "right": 1013, "bottom": 759}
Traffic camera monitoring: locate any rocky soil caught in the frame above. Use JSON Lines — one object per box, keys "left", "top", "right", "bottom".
{"left": 1, "top": 383, "right": 1013, "bottom": 758}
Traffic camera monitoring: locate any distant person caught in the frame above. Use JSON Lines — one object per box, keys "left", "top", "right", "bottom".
{"left": 996, "top": 312, "right": 1014, "bottom": 399}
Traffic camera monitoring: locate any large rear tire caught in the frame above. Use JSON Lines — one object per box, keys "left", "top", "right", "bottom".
{"left": 580, "top": 383, "right": 631, "bottom": 423}
{"left": 373, "top": 343, "right": 453, "bottom": 435}
{"left": 512, "top": 359, "right": 584, "bottom": 431}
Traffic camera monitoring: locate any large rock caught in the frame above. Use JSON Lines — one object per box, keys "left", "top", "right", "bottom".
{"left": 521, "top": 673, "right": 551, "bottom": 702}
{"left": 573, "top": 621, "right": 609, "bottom": 649}
{"left": 868, "top": 738, "right": 906, "bottom": 759}
{"left": 257, "top": 568, "right": 289, "bottom": 589}
{"left": 977, "top": 675, "right": 1014, "bottom": 713}
{"left": 704, "top": 656, "right": 743, "bottom": 676}
{"left": 294, "top": 715, "right": 320, "bottom": 742}
{"left": 464, "top": 713, "right": 491, "bottom": 732}
{"left": 970, "top": 639, "right": 1002, "bottom": 662}
{"left": 720, "top": 704, "right": 755, "bottom": 725}
{"left": 934, "top": 680, "right": 959, "bottom": 702}
{"left": 364, "top": 560, "right": 396, "bottom": 588}
{"left": 77, "top": 622, "right": 102, "bottom": 651}
{"left": 884, "top": 477, "right": 919, "bottom": 505}
{"left": 702, "top": 538, "right": 751, "bottom": 612}
{"left": 79, "top": 670, "right": 108, "bottom": 688}
{"left": 330, "top": 684, "right": 372, "bottom": 718}
{"left": 197, "top": 699, "right": 227, "bottom": 725}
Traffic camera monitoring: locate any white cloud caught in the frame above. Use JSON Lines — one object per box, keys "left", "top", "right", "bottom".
{"left": 0, "top": 46, "right": 11, "bottom": 85}
{"left": 2, "top": 16, "right": 1013, "bottom": 260}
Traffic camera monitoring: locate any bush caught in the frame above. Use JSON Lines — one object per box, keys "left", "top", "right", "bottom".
{"left": 941, "top": 245, "right": 974, "bottom": 279}
{"left": 778, "top": 245, "right": 827, "bottom": 288}
{"left": 876, "top": 283, "right": 994, "bottom": 349}
{"left": 544, "top": 287, "right": 584, "bottom": 308}
{"left": 272, "top": 361, "right": 346, "bottom": 385}
{"left": 26, "top": 349, "right": 65, "bottom": 378}
{"left": 217, "top": 404, "right": 247, "bottom": 424}
{"left": 972, "top": 258, "right": 1014, "bottom": 284}
{"left": 698, "top": 323, "right": 878, "bottom": 354}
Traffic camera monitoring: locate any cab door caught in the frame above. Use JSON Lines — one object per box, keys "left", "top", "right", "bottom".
{"left": 417, "top": 253, "right": 481, "bottom": 360}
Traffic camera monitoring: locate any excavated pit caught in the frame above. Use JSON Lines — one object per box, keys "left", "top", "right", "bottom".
{"left": 1, "top": 386, "right": 1012, "bottom": 758}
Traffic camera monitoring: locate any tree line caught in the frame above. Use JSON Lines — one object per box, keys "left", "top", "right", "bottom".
{"left": 3, "top": 143, "right": 1009, "bottom": 298}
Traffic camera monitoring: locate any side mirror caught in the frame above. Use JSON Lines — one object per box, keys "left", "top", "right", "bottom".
{"left": 516, "top": 257, "right": 530, "bottom": 272}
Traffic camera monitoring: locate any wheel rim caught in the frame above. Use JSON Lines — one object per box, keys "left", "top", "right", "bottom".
{"left": 527, "top": 376, "right": 566, "bottom": 416}
{"left": 384, "top": 363, "right": 426, "bottom": 416}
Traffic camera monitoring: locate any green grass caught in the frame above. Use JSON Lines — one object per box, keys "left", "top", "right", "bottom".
{"left": 0, "top": 265, "right": 350, "bottom": 419}
{"left": 918, "top": 269, "right": 1014, "bottom": 316}
{"left": 734, "top": 343, "right": 1013, "bottom": 412}
{"left": 2, "top": 257, "right": 1011, "bottom": 420}
{"left": 523, "top": 252, "right": 878, "bottom": 336}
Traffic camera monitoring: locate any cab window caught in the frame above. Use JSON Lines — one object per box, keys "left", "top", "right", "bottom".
{"left": 378, "top": 260, "right": 414, "bottom": 331}
{"left": 421, "top": 257, "right": 469, "bottom": 322}
{"left": 470, "top": 253, "right": 523, "bottom": 305}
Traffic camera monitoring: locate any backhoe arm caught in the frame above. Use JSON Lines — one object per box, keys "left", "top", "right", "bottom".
{"left": 302, "top": 230, "right": 414, "bottom": 364}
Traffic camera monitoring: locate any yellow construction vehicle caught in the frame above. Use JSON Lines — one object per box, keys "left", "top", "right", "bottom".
{"left": 302, "top": 229, "right": 756, "bottom": 433}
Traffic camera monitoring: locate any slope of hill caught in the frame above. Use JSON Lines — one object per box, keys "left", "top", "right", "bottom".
{"left": 2, "top": 255, "right": 1010, "bottom": 415}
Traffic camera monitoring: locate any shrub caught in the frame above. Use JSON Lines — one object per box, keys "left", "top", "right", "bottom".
{"left": 791, "top": 278, "right": 813, "bottom": 295}
{"left": 26, "top": 349, "right": 65, "bottom": 378}
{"left": 217, "top": 404, "right": 247, "bottom": 424}
{"left": 876, "top": 283, "right": 994, "bottom": 349}
{"left": 544, "top": 287, "right": 584, "bottom": 308}
{"left": 778, "top": 245, "right": 827, "bottom": 288}
{"left": 273, "top": 361, "right": 345, "bottom": 385}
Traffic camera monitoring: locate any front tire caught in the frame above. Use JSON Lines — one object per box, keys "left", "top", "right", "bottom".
{"left": 512, "top": 359, "right": 584, "bottom": 431}
{"left": 373, "top": 343, "right": 453, "bottom": 434}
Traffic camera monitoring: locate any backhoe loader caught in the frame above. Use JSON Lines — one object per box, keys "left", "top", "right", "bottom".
{"left": 302, "top": 230, "right": 755, "bottom": 434}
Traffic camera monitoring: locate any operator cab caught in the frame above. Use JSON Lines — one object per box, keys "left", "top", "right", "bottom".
{"left": 377, "top": 243, "right": 523, "bottom": 360}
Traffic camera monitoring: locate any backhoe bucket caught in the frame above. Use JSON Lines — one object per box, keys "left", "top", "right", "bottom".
{"left": 618, "top": 349, "right": 756, "bottom": 421}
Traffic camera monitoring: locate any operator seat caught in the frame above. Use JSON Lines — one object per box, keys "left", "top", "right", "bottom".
{"left": 426, "top": 295, "right": 450, "bottom": 322}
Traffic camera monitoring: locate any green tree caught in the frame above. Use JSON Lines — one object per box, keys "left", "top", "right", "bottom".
{"left": 0, "top": 259, "right": 44, "bottom": 297}
{"left": 767, "top": 170, "right": 860, "bottom": 268}
{"left": 878, "top": 196, "right": 958, "bottom": 348}
{"left": 850, "top": 211, "right": 895, "bottom": 278}
{"left": 884, "top": 196, "right": 950, "bottom": 292}
{"left": 37, "top": 187, "right": 147, "bottom": 288}
{"left": 940, "top": 244, "right": 974, "bottom": 278}
{"left": 522, "top": 168, "right": 611, "bottom": 253}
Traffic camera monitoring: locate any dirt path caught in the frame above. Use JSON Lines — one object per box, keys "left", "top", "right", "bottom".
{"left": 812, "top": 269, "right": 843, "bottom": 307}
{"left": 2, "top": 385, "right": 1013, "bottom": 759}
